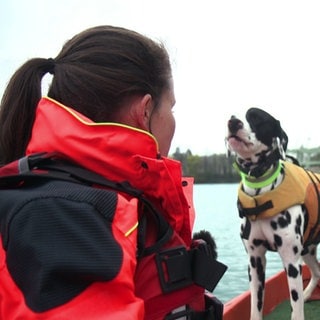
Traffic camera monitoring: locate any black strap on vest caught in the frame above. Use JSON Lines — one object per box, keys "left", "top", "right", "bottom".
{"left": 0, "top": 152, "right": 172, "bottom": 258}
{"left": 238, "top": 198, "right": 274, "bottom": 218}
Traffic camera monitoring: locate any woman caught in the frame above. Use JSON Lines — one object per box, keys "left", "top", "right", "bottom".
{"left": 0, "top": 26, "right": 223, "bottom": 319}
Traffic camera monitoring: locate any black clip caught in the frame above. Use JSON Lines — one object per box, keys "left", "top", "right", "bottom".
{"left": 156, "top": 246, "right": 193, "bottom": 293}
{"left": 191, "top": 243, "right": 228, "bottom": 292}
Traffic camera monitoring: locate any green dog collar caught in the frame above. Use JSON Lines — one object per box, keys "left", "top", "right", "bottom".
{"left": 234, "top": 161, "right": 282, "bottom": 189}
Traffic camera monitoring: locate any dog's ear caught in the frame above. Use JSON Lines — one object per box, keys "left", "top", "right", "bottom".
{"left": 280, "top": 129, "right": 288, "bottom": 152}
{"left": 225, "top": 141, "right": 232, "bottom": 158}
{"left": 275, "top": 137, "right": 286, "bottom": 159}
{"left": 246, "top": 108, "right": 288, "bottom": 150}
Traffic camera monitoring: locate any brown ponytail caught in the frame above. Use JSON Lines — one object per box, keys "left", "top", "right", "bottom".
{"left": 0, "top": 58, "right": 55, "bottom": 164}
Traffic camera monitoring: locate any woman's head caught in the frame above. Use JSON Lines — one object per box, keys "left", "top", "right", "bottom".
{"left": 0, "top": 25, "right": 174, "bottom": 163}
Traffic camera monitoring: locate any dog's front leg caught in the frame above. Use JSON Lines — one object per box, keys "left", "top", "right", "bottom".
{"left": 280, "top": 256, "right": 304, "bottom": 320}
{"left": 276, "top": 213, "right": 305, "bottom": 320}
{"left": 244, "top": 239, "right": 266, "bottom": 320}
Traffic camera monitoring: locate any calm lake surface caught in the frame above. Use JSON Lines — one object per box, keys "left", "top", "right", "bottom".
{"left": 193, "top": 183, "right": 284, "bottom": 303}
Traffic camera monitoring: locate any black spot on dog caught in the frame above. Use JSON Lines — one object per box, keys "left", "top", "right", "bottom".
{"left": 296, "top": 215, "right": 302, "bottom": 227}
{"left": 288, "top": 264, "right": 299, "bottom": 278}
{"left": 285, "top": 211, "right": 291, "bottom": 222}
{"left": 291, "top": 289, "right": 299, "bottom": 302}
{"left": 278, "top": 216, "right": 289, "bottom": 228}
{"left": 295, "top": 215, "right": 302, "bottom": 235}
{"left": 257, "top": 285, "right": 263, "bottom": 311}
{"left": 256, "top": 257, "right": 265, "bottom": 284}
{"left": 274, "top": 234, "right": 282, "bottom": 247}
{"left": 250, "top": 256, "right": 256, "bottom": 268}
{"left": 270, "top": 221, "right": 277, "bottom": 230}
{"left": 253, "top": 239, "right": 264, "bottom": 246}
{"left": 241, "top": 218, "right": 251, "bottom": 240}
{"left": 295, "top": 226, "right": 301, "bottom": 236}
{"left": 248, "top": 266, "right": 252, "bottom": 282}
{"left": 277, "top": 211, "right": 291, "bottom": 228}
{"left": 263, "top": 241, "right": 273, "bottom": 251}
{"left": 293, "top": 246, "right": 298, "bottom": 255}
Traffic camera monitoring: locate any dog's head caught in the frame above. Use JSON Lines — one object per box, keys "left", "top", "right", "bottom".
{"left": 226, "top": 108, "right": 288, "bottom": 176}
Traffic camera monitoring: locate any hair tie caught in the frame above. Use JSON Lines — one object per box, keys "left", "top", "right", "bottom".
{"left": 47, "top": 58, "right": 55, "bottom": 75}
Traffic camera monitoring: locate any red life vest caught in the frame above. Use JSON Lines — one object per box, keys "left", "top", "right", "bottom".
{"left": 0, "top": 98, "right": 226, "bottom": 319}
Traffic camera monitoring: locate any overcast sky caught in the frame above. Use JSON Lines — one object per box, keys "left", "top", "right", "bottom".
{"left": 1, "top": 0, "right": 320, "bottom": 155}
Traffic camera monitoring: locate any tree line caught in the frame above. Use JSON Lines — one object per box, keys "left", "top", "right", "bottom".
{"left": 171, "top": 147, "right": 320, "bottom": 184}
{"left": 171, "top": 148, "right": 239, "bottom": 184}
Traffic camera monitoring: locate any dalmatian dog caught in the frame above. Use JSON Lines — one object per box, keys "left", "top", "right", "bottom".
{"left": 225, "top": 107, "right": 320, "bottom": 320}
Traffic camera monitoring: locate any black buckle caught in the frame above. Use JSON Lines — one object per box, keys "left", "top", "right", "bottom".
{"left": 156, "top": 246, "right": 193, "bottom": 293}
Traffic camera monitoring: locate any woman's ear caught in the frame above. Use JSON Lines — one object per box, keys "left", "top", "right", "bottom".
{"left": 118, "top": 93, "right": 154, "bottom": 130}
{"left": 138, "top": 94, "right": 154, "bottom": 131}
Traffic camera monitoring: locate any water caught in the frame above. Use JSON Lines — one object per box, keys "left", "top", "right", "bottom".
{"left": 192, "top": 183, "right": 285, "bottom": 303}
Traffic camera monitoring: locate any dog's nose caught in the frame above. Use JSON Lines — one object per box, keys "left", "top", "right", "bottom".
{"left": 228, "top": 116, "right": 243, "bottom": 134}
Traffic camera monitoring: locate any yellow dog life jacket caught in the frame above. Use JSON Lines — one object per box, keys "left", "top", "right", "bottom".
{"left": 238, "top": 161, "right": 320, "bottom": 244}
